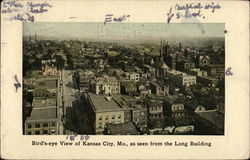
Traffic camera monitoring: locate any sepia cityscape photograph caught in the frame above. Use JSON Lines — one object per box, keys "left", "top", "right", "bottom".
{"left": 22, "top": 22, "right": 225, "bottom": 135}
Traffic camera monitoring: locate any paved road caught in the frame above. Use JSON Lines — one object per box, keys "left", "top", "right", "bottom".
{"left": 61, "top": 69, "right": 79, "bottom": 134}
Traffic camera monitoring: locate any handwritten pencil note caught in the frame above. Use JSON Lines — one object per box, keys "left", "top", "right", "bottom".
{"left": 1, "top": 0, "right": 53, "bottom": 22}
{"left": 167, "top": 2, "right": 221, "bottom": 23}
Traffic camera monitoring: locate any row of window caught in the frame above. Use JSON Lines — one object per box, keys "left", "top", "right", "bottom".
{"left": 98, "top": 115, "right": 121, "bottom": 121}
{"left": 133, "top": 111, "right": 145, "bottom": 116}
{"left": 183, "top": 78, "right": 196, "bottom": 82}
{"left": 27, "top": 122, "right": 56, "bottom": 129}
{"left": 183, "top": 82, "right": 195, "bottom": 85}
{"left": 172, "top": 113, "right": 185, "bottom": 117}
{"left": 27, "top": 129, "right": 56, "bottom": 135}
{"left": 97, "top": 121, "right": 122, "bottom": 129}
{"left": 150, "top": 114, "right": 162, "bottom": 119}
{"left": 34, "top": 93, "right": 56, "bottom": 98}
{"left": 172, "top": 105, "right": 184, "bottom": 111}
{"left": 150, "top": 107, "right": 162, "bottom": 112}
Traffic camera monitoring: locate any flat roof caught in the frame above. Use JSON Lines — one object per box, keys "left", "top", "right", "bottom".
{"left": 26, "top": 108, "right": 57, "bottom": 122}
{"left": 33, "top": 99, "right": 57, "bottom": 109}
{"left": 35, "top": 78, "right": 58, "bottom": 89}
{"left": 88, "top": 93, "right": 123, "bottom": 112}
{"left": 106, "top": 122, "right": 139, "bottom": 135}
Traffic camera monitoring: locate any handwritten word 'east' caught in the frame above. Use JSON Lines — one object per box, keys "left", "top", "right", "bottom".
{"left": 167, "top": 2, "right": 221, "bottom": 23}
{"left": 104, "top": 14, "right": 130, "bottom": 25}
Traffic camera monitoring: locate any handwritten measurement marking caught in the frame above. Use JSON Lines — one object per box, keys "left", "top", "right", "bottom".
{"left": 66, "top": 135, "right": 90, "bottom": 141}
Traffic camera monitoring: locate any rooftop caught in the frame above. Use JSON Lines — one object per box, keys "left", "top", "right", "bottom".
{"left": 88, "top": 93, "right": 123, "bottom": 112}
{"left": 26, "top": 107, "right": 57, "bottom": 122}
{"left": 35, "top": 78, "right": 58, "bottom": 89}
{"left": 106, "top": 122, "right": 139, "bottom": 135}
{"left": 108, "top": 76, "right": 119, "bottom": 83}
{"left": 196, "top": 110, "right": 224, "bottom": 129}
{"left": 33, "top": 99, "right": 57, "bottom": 109}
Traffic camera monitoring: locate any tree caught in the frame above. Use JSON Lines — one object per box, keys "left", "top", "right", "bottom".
{"left": 54, "top": 55, "right": 65, "bottom": 69}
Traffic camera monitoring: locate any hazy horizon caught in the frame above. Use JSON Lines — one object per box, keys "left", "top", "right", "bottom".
{"left": 23, "top": 22, "right": 225, "bottom": 42}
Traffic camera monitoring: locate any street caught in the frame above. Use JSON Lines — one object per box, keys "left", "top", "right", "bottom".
{"left": 61, "top": 69, "right": 79, "bottom": 134}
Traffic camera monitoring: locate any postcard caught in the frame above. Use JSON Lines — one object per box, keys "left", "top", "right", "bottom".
{"left": 1, "top": 0, "right": 249, "bottom": 159}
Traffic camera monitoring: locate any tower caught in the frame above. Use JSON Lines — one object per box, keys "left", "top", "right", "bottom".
{"left": 179, "top": 43, "right": 182, "bottom": 51}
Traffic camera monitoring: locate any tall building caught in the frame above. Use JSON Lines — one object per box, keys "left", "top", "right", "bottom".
{"left": 24, "top": 99, "right": 59, "bottom": 135}
{"left": 85, "top": 93, "right": 125, "bottom": 134}
{"left": 24, "top": 78, "right": 60, "bottom": 135}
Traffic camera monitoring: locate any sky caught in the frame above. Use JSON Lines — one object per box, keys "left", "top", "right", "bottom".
{"left": 23, "top": 22, "right": 225, "bottom": 42}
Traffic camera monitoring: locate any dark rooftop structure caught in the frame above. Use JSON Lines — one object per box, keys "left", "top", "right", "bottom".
{"left": 106, "top": 122, "right": 139, "bottom": 135}
{"left": 196, "top": 110, "right": 224, "bottom": 130}
{"left": 35, "top": 78, "right": 58, "bottom": 89}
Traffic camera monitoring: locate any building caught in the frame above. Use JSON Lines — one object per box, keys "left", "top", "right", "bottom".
{"left": 203, "top": 64, "right": 225, "bottom": 78}
{"left": 164, "top": 97, "right": 186, "bottom": 118}
{"left": 104, "top": 122, "right": 139, "bottom": 135}
{"left": 147, "top": 99, "right": 163, "bottom": 119}
{"left": 129, "top": 104, "right": 148, "bottom": 132}
{"left": 86, "top": 93, "right": 125, "bottom": 134}
{"left": 41, "top": 59, "right": 58, "bottom": 76}
{"left": 93, "top": 76, "right": 120, "bottom": 95}
{"left": 166, "top": 70, "right": 196, "bottom": 86}
{"left": 159, "top": 62, "right": 170, "bottom": 77}
{"left": 194, "top": 109, "right": 224, "bottom": 135}
{"left": 189, "top": 68, "right": 208, "bottom": 77}
{"left": 176, "top": 60, "right": 195, "bottom": 71}
{"left": 129, "top": 72, "right": 140, "bottom": 82}
{"left": 197, "top": 75, "right": 219, "bottom": 87}
{"left": 79, "top": 70, "right": 96, "bottom": 89}
{"left": 113, "top": 95, "right": 148, "bottom": 132}
{"left": 198, "top": 55, "right": 210, "bottom": 67}
{"left": 143, "top": 65, "right": 156, "bottom": 78}
{"left": 108, "top": 76, "right": 120, "bottom": 94}
{"left": 121, "top": 81, "right": 137, "bottom": 95}
{"left": 42, "top": 65, "right": 58, "bottom": 76}
{"left": 140, "top": 89, "right": 152, "bottom": 97}
{"left": 24, "top": 99, "right": 59, "bottom": 135}
{"left": 150, "top": 81, "right": 169, "bottom": 96}
{"left": 33, "top": 78, "right": 58, "bottom": 99}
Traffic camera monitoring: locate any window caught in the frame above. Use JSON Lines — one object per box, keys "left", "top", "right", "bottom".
{"left": 43, "top": 123, "right": 48, "bottom": 127}
{"left": 27, "top": 131, "right": 32, "bottom": 135}
{"left": 35, "top": 131, "right": 40, "bottom": 135}
{"left": 43, "top": 130, "right": 48, "bottom": 134}
{"left": 98, "top": 122, "right": 102, "bottom": 128}
{"left": 51, "top": 123, "right": 56, "bottom": 127}
{"left": 28, "top": 124, "right": 32, "bottom": 128}
{"left": 118, "top": 114, "right": 121, "bottom": 119}
{"left": 35, "top": 124, "right": 40, "bottom": 128}
{"left": 98, "top": 116, "right": 102, "bottom": 121}
{"left": 112, "top": 115, "right": 115, "bottom": 119}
